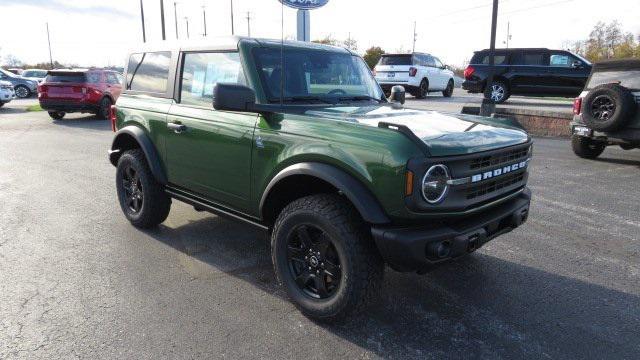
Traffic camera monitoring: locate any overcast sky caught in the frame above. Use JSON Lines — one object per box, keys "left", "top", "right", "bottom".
{"left": 1, "top": 0, "right": 638, "bottom": 68}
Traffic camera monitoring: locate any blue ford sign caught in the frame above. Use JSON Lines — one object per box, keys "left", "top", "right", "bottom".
{"left": 279, "top": 0, "right": 329, "bottom": 10}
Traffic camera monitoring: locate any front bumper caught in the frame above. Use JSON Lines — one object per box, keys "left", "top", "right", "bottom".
{"left": 371, "top": 188, "right": 531, "bottom": 272}
{"left": 462, "top": 80, "right": 483, "bottom": 93}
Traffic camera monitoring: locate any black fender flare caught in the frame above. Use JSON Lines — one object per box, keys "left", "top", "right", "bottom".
{"left": 259, "top": 162, "right": 390, "bottom": 224}
{"left": 109, "top": 126, "right": 167, "bottom": 184}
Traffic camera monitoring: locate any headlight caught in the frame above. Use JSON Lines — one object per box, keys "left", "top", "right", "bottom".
{"left": 421, "top": 164, "right": 450, "bottom": 204}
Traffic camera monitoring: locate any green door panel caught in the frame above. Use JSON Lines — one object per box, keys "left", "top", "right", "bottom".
{"left": 165, "top": 105, "right": 258, "bottom": 212}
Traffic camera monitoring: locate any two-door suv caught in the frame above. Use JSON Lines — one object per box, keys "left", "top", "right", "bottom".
{"left": 109, "top": 37, "right": 532, "bottom": 320}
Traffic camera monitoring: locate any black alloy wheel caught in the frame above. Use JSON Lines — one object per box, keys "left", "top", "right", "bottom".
{"left": 286, "top": 224, "right": 342, "bottom": 299}
{"left": 121, "top": 165, "right": 143, "bottom": 214}
{"left": 590, "top": 95, "right": 616, "bottom": 122}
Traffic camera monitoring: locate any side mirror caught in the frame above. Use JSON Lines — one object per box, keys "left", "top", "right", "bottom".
{"left": 389, "top": 85, "right": 405, "bottom": 105}
{"left": 213, "top": 83, "right": 257, "bottom": 112}
{"left": 571, "top": 60, "right": 583, "bottom": 69}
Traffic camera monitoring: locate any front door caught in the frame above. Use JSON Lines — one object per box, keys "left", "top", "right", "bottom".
{"left": 165, "top": 51, "right": 257, "bottom": 212}
{"left": 545, "top": 51, "right": 591, "bottom": 96}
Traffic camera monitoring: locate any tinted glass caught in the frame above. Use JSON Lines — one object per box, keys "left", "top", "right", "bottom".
{"left": 180, "top": 52, "right": 245, "bottom": 107}
{"left": 86, "top": 72, "right": 101, "bottom": 83}
{"left": 106, "top": 73, "right": 121, "bottom": 84}
{"left": 45, "top": 73, "right": 86, "bottom": 83}
{"left": 587, "top": 71, "right": 640, "bottom": 91}
{"left": 474, "top": 53, "right": 508, "bottom": 65}
{"left": 516, "top": 52, "right": 546, "bottom": 66}
{"left": 23, "top": 70, "right": 47, "bottom": 78}
{"left": 379, "top": 55, "right": 412, "bottom": 66}
{"left": 253, "top": 48, "right": 383, "bottom": 102}
{"left": 126, "top": 51, "right": 171, "bottom": 93}
{"left": 433, "top": 57, "right": 443, "bottom": 68}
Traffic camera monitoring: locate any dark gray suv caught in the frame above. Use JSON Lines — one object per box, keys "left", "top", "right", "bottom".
{"left": 0, "top": 68, "right": 38, "bottom": 98}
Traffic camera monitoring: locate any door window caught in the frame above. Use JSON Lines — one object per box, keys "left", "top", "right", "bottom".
{"left": 106, "top": 73, "right": 120, "bottom": 84}
{"left": 126, "top": 51, "right": 171, "bottom": 93}
{"left": 549, "top": 52, "right": 577, "bottom": 67}
{"left": 86, "top": 72, "right": 101, "bottom": 83}
{"left": 424, "top": 55, "right": 436, "bottom": 67}
{"left": 180, "top": 52, "right": 246, "bottom": 107}
{"left": 433, "top": 57, "right": 444, "bottom": 68}
{"left": 515, "top": 52, "right": 546, "bottom": 66}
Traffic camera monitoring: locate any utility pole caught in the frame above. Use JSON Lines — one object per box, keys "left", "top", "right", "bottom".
{"left": 160, "top": 0, "right": 166, "bottom": 40}
{"left": 246, "top": 11, "right": 251, "bottom": 37}
{"left": 184, "top": 17, "right": 190, "bottom": 39}
{"left": 480, "top": 0, "right": 499, "bottom": 116}
{"left": 412, "top": 21, "right": 417, "bottom": 53}
{"left": 46, "top": 22, "right": 53, "bottom": 69}
{"left": 202, "top": 6, "right": 207, "bottom": 36}
{"left": 174, "top": 2, "right": 179, "bottom": 39}
{"left": 505, "top": 21, "right": 511, "bottom": 48}
{"left": 230, "top": 0, "right": 235, "bottom": 35}
{"left": 140, "top": 0, "right": 146, "bottom": 42}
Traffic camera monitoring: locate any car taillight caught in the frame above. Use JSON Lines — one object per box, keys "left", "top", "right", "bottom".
{"left": 464, "top": 66, "right": 475, "bottom": 80}
{"left": 409, "top": 67, "right": 417, "bottom": 77}
{"left": 573, "top": 97, "right": 582, "bottom": 115}
{"left": 109, "top": 105, "right": 117, "bottom": 132}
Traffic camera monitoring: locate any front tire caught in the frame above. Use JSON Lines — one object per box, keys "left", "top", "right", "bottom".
{"left": 116, "top": 149, "right": 171, "bottom": 228}
{"left": 271, "top": 194, "right": 384, "bottom": 321}
{"left": 442, "top": 79, "right": 454, "bottom": 97}
{"left": 14, "top": 85, "right": 31, "bottom": 98}
{"left": 97, "top": 97, "right": 112, "bottom": 120}
{"left": 571, "top": 135, "right": 606, "bottom": 159}
{"left": 48, "top": 111, "right": 65, "bottom": 120}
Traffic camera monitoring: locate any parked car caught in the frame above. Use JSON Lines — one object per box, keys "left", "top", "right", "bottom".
{"left": 108, "top": 37, "right": 532, "bottom": 320}
{"left": 7, "top": 68, "right": 23, "bottom": 75}
{"left": 0, "top": 80, "right": 15, "bottom": 107}
{"left": 38, "top": 69, "right": 123, "bottom": 120}
{"left": 570, "top": 58, "right": 640, "bottom": 159}
{"left": 0, "top": 68, "right": 38, "bottom": 98}
{"left": 374, "top": 53, "right": 455, "bottom": 98}
{"left": 463, "top": 48, "right": 592, "bottom": 103}
{"left": 21, "top": 69, "right": 48, "bottom": 83}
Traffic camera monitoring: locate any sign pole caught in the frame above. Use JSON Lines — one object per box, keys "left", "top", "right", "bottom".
{"left": 296, "top": 10, "right": 310, "bottom": 41}
{"left": 480, "top": 0, "right": 499, "bottom": 116}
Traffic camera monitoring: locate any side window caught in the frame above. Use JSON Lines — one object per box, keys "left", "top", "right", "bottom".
{"left": 106, "top": 73, "right": 120, "bottom": 84}
{"left": 424, "top": 55, "right": 436, "bottom": 67}
{"left": 126, "top": 51, "right": 171, "bottom": 93}
{"left": 480, "top": 53, "right": 508, "bottom": 65}
{"left": 433, "top": 57, "right": 444, "bottom": 68}
{"left": 180, "top": 52, "right": 246, "bottom": 107}
{"left": 549, "top": 52, "right": 576, "bottom": 67}
{"left": 520, "top": 52, "right": 546, "bottom": 66}
{"left": 86, "top": 72, "right": 101, "bottom": 83}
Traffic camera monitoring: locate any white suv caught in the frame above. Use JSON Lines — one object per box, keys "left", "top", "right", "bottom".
{"left": 0, "top": 80, "right": 15, "bottom": 108}
{"left": 374, "top": 53, "right": 455, "bottom": 99}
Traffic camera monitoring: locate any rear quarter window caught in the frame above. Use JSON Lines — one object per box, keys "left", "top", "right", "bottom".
{"left": 126, "top": 51, "right": 171, "bottom": 93}
{"left": 471, "top": 52, "right": 508, "bottom": 65}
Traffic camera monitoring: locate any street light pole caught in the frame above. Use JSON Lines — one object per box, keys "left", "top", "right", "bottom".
{"left": 246, "top": 11, "right": 251, "bottom": 37}
{"left": 230, "top": 0, "right": 235, "bottom": 35}
{"left": 46, "top": 22, "right": 53, "bottom": 69}
{"left": 480, "top": 0, "right": 499, "bottom": 116}
{"left": 160, "top": 0, "right": 166, "bottom": 40}
{"left": 140, "top": 0, "right": 146, "bottom": 42}
{"left": 174, "top": 2, "right": 179, "bottom": 39}
{"left": 202, "top": 6, "right": 207, "bottom": 37}
{"left": 412, "top": 21, "right": 417, "bottom": 53}
{"left": 184, "top": 17, "right": 190, "bottom": 39}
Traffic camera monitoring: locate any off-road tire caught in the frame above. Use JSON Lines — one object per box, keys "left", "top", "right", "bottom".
{"left": 97, "top": 97, "right": 112, "bottom": 120}
{"left": 116, "top": 149, "right": 171, "bottom": 228}
{"left": 571, "top": 135, "right": 606, "bottom": 159}
{"left": 48, "top": 111, "right": 65, "bottom": 120}
{"left": 443, "top": 79, "right": 454, "bottom": 97}
{"left": 415, "top": 79, "right": 429, "bottom": 99}
{"left": 582, "top": 84, "right": 636, "bottom": 132}
{"left": 271, "top": 194, "right": 384, "bottom": 321}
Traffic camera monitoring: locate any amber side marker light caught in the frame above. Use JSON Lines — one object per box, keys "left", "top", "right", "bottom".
{"left": 405, "top": 170, "right": 414, "bottom": 196}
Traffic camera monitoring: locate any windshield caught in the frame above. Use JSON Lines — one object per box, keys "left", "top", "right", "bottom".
{"left": 23, "top": 70, "right": 47, "bottom": 78}
{"left": 253, "top": 48, "right": 383, "bottom": 104}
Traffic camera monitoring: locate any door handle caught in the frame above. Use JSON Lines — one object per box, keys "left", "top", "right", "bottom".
{"left": 167, "top": 122, "right": 187, "bottom": 133}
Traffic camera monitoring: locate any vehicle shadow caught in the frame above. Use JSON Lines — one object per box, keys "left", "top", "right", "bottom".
{"left": 0, "top": 107, "right": 28, "bottom": 114}
{"left": 53, "top": 115, "right": 111, "bottom": 131}
{"left": 595, "top": 155, "right": 640, "bottom": 167}
{"left": 143, "top": 214, "right": 639, "bottom": 359}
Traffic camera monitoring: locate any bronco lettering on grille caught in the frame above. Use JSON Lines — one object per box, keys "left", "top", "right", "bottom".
{"left": 470, "top": 159, "right": 530, "bottom": 183}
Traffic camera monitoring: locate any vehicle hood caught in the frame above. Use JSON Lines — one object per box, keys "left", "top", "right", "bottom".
{"left": 305, "top": 105, "right": 529, "bottom": 156}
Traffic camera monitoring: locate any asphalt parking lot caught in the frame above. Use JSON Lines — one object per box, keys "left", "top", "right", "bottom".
{"left": 1, "top": 103, "right": 639, "bottom": 359}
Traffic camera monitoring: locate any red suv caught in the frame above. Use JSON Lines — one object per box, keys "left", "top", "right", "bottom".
{"left": 38, "top": 69, "right": 123, "bottom": 120}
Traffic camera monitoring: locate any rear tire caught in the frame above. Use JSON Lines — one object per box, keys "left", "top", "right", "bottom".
{"left": 571, "top": 135, "right": 606, "bottom": 159}
{"left": 97, "top": 97, "right": 112, "bottom": 120}
{"left": 116, "top": 149, "right": 171, "bottom": 228}
{"left": 415, "top": 79, "right": 429, "bottom": 99}
{"left": 442, "top": 79, "right": 454, "bottom": 97}
{"left": 271, "top": 194, "right": 384, "bottom": 321}
{"left": 581, "top": 84, "right": 636, "bottom": 132}
{"left": 485, "top": 81, "right": 509, "bottom": 104}
{"left": 48, "top": 111, "right": 65, "bottom": 120}
{"left": 14, "top": 85, "right": 30, "bottom": 99}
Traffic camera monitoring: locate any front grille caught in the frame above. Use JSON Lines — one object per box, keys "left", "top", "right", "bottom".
{"left": 466, "top": 171, "right": 525, "bottom": 200}
{"left": 469, "top": 146, "right": 530, "bottom": 171}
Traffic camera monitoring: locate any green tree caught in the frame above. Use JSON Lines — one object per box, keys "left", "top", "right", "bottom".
{"left": 363, "top": 46, "right": 385, "bottom": 69}
{"left": 312, "top": 35, "right": 339, "bottom": 46}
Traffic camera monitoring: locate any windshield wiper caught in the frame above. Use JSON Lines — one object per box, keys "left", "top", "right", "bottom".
{"left": 271, "top": 96, "right": 336, "bottom": 105}
{"left": 337, "top": 95, "right": 383, "bottom": 103}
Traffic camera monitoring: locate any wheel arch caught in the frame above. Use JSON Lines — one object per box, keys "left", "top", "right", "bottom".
{"left": 109, "top": 126, "right": 167, "bottom": 184}
{"left": 259, "top": 162, "right": 390, "bottom": 226}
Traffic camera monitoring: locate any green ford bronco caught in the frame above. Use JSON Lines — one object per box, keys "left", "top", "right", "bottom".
{"left": 109, "top": 37, "right": 532, "bottom": 320}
